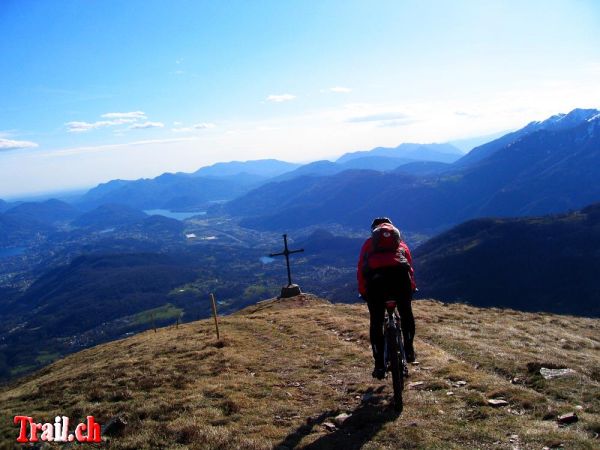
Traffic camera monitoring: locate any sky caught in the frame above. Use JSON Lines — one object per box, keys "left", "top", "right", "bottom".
{"left": 1, "top": 0, "right": 599, "bottom": 199}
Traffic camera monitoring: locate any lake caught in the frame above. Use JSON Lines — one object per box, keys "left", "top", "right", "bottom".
{"left": 0, "top": 247, "right": 26, "bottom": 259}
{"left": 260, "top": 256, "right": 275, "bottom": 264}
{"left": 143, "top": 209, "right": 207, "bottom": 221}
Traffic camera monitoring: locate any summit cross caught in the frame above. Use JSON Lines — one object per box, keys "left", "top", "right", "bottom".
{"left": 269, "top": 234, "right": 304, "bottom": 289}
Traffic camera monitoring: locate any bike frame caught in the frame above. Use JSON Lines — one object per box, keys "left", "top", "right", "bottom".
{"left": 382, "top": 299, "right": 408, "bottom": 411}
{"left": 383, "top": 300, "right": 407, "bottom": 371}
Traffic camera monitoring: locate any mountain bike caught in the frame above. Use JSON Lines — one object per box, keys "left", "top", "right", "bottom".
{"left": 383, "top": 299, "right": 408, "bottom": 411}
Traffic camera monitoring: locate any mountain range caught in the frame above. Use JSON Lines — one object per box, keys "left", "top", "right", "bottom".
{"left": 223, "top": 108, "right": 600, "bottom": 233}
{"left": 2, "top": 199, "right": 80, "bottom": 225}
{"left": 2, "top": 107, "right": 600, "bottom": 383}
{"left": 0, "top": 200, "right": 179, "bottom": 247}
{"left": 191, "top": 158, "right": 300, "bottom": 178}
{"left": 456, "top": 108, "right": 600, "bottom": 167}
{"left": 77, "top": 173, "right": 260, "bottom": 211}
{"left": 336, "top": 142, "right": 462, "bottom": 164}
{"left": 0, "top": 200, "right": 72, "bottom": 246}
{"left": 68, "top": 144, "right": 466, "bottom": 212}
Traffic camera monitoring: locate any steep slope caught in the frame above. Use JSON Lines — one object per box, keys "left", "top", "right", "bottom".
{"left": 0, "top": 253, "right": 199, "bottom": 379}
{"left": 414, "top": 203, "right": 600, "bottom": 317}
{"left": 1, "top": 296, "right": 598, "bottom": 449}
{"left": 456, "top": 117, "right": 600, "bottom": 216}
{"left": 455, "top": 108, "right": 599, "bottom": 167}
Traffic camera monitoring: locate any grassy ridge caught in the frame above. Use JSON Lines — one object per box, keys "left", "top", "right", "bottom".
{"left": 1, "top": 296, "right": 598, "bottom": 449}
{"left": 131, "top": 303, "right": 183, "bottom": 326}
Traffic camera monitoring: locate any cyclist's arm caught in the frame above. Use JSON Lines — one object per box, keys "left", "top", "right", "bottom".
{"left": 357, "top": 239, "right": 370, "bottom": 297}
{"left": 401, "top": 242, "right": 417, "bottom": 291}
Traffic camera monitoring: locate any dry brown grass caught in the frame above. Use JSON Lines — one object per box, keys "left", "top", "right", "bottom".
{"left": 1, "top": 295, "right": 598, "bottom": 449}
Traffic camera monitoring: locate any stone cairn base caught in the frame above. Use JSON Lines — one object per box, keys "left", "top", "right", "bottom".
{"left": 280, "top": 284, "right": 302, "bottom": 298}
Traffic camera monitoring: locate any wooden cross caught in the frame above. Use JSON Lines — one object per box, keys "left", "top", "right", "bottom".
{"left": 269, "top": 234, "right": 304, "bottom": 286}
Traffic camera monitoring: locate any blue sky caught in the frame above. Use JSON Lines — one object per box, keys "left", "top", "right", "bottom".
{"left": 1, "top": 0, "right": 599, "bottom": 198}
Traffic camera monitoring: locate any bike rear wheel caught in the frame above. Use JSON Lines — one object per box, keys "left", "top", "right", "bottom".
{"left": 386, "top": 327, "right": 404, "bottom": 411}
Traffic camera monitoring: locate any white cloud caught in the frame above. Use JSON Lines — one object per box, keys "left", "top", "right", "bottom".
{"left": 266, "top": 94, "right": 296, "bottom": 103}
{"left": 66, "top": 111, "right": 152, "bottom": 132}
{"left": 329, "top": 86, "right": 352, "bottom": 93}
{"left": 0, "top": 138, "right": 39, "bottom": 151}
{"left": 129, "top": 121, "right": 165, "bottom": 130}
{"left": 66, "top": 121, "right": 113, "bottom": 132}
{"left": 172, "top": 122, "right": 216, "bottom": 132}
{"left": 346, "top": 112, "right": 415, "bottom": 123}
{"left": 378, "top": 119, "right": 420, "bottom": 128}
{"left": 101, "top": 111, "right": 146, "bottom": 120}
{"left": 66, "top": 119, "right": 136, "bottom": 132}
{"left": 194, "top": 122, "right": 216, "bottom": 129}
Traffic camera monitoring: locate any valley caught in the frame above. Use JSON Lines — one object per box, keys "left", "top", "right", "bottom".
{"left": 1, "top": 108, "right": 599, "bottom": 384}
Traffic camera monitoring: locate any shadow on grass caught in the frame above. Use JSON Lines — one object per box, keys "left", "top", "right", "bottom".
{"left": 274, "top": 386, "right": 402, "bottom": 450}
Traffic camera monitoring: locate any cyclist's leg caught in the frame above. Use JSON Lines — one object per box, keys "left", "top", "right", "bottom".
{"left": 397, "top": 272, "right": 416, "bottom": 362}
{"left": 398, "top": 298, "right": 415, "bottom": 355}
{"left": 367, "top": 296, "right": 385, "bottom": 378}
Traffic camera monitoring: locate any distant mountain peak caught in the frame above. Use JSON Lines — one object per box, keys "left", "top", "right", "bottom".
{"left": 336, "top": 142, "right": 463, "bottom": 165}
{"left": 457, "top": 107, "right": 599, "bottom": 167}
{"left": 529, "top": 108, "right": 599, "bottom": 130}
{"left": 192, "top": 159, "right": 300, "bottom": 178}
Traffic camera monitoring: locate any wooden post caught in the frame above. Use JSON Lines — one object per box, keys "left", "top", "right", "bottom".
{"left": 152, "top": 313, "right": 156, "bottom": 333}
{"left": 210, "top": 293, "right": 220, "bottom": 340}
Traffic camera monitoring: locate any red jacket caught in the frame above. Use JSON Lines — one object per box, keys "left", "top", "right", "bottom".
{"left": 357, "top": 237, "right": 416, "bottom": 297}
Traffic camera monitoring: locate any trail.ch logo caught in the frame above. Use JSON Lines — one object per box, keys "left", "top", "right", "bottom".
{"left": 14, "top": 415, "right": 101, "bottom": 443}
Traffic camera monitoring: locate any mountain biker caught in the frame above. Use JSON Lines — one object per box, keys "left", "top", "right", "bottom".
{"left": 357, "top": 217, "right": 416, "bottom": 380}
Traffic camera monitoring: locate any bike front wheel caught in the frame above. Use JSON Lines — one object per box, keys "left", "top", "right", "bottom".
{"left": 386, "top": 327, "right": 404, "bottom": 411}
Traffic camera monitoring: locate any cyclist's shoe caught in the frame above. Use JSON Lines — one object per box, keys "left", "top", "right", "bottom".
{"left": 372, "top": 359, "right": 386, "bottom": 380}
{"left": 405, "top": 346, "right": 416, "bottom": 363}
{"left": 372, "top": 367, "right": 386, "bottom": 380}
